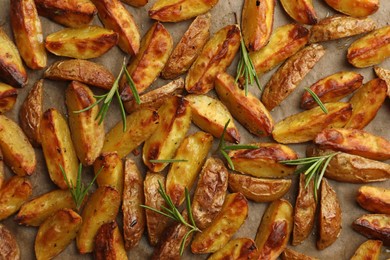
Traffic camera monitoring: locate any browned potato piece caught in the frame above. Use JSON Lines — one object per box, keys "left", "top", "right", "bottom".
{"left": 149, "top": 0, "right": 218, "bottom": 22}
{"left": 324, "top": 0, "right": 379, "bottom": 18}
{"left": 186, "top": 25, "right": 240, "bottom": 94}
{"left": 121, "top": 0, "right": 148, "bottom": 7}
{"left": 122, "top": 159, "right": 145, "bottom": 250}
{"left": 310, "top": 15, "right": 376, "bottom": 43}
{"left": 0, "top": 149, "right": 4, "bottom": 189}
{"left": 357, "top": 186, "right": 390, "bottom": 214}
{"left": 228, "top": 143, "right": 298, "bottom": 178}
{"left": 191, "top": 193, "right": 248, "bottom": 254}
{"left": 35, "top": 209, "right": 82, "bottom": 260}
{"left": 281, "top": 248, "right": 319, "bottom": 260}
{"left": 0, "top": 224, "right": 20, "bottom": 260}
{"left": 255, "top": 199, "right": 293, "bottom": 259}
{"left": 45, "top": 26, "right": 118, "bottom": 59}
{"left": 215, "top": 72, "right": 274, "bottom": 137}
{"left": 15, "top": 189, "right": 76, "bottom": 226}
{"left": 261, "top": 44, "right": 325, "bottom": 111}
{"left": 94, "top": 221, "right": 127, "bottom": 260}
{"left": 301, "top": 71, "right": 363, "bottom": 109}
{"left": 317, "top": 178, "right": 341, "bottom": 250}
{"left": 94, "top": 152, "right": 123, "bottom": 194}
{"left": 0, "top": 83, "right": 17, "bottom": 114}
{"left": 350, "top": 240, "right": 382, "bottom": 260}
{"left": 34, "top": 0, "right": 97, "bottom": 28}
{"left": 242, "top": 0, "right": 274, "bottom": 51}
{"left": 77, "top": 186, "right": 121, "bottom": 254}
{"left": 143, "top": 96, "right": 191, "bottom": 172}
{"left": 345, "top": 78, "right": 387, "bottom": 129}
{"left": 192, "top": 157, "right": 228, "bottom": 230}
{"left": 120, "top": 22, "right": 172, "bottom": 100}
{"left": 208, "top": 238, "right": 258, "bottom": 260}
{"left": 352, "top": 214, "right": 390, "bottom": 246}
{"left": 44, "top": 59, "right": 115, "bottom": 90}
{"left": 161, "top": 13, "right": 210, "bottom": 79}
{"left": 0, "top": 115, "right": 36, "bottom": 176}
{"left": 92, "top": 0, "right": 140, "bottom": 55}
{"left": 102, "top": 108, "right": 159, "bottom": 158}
{"left": 40, "top": 108, "right": 79, "bottom": 189}
{"left": 250, "top": 23, "right": 309, "bottom": 75}
{"left": 292, "top": 174, "right": 317, "bottom": 245}
{"left": 374, "top": 66, "right": 390, "bottom": 97}
{"left": 280, "top": 0, "right": 317, "bottom": 25}
{"left": 228, "top": 173, "right": 292, "bottom": 202}
{"left": 19, "top": 79, "right": 42, "bottom": 147}
{"left": 0, "top": 27, "right": 27, "bottom": 88}
{"left": 66, "top": 81, "right": 105, "bottom": 165}
{"left": 0, "top": 176, "right": 32, "bottom": 221}
{"left": 272, "top": 102, "right": 352, "bottom": 144}
{"left": 186, "top": 94, "right": 240, "bottom": 143}
{"left": 347, "top": 26, "right": 390, "bottom": 68}
{"left": 10, "top": 0, "right": 46, "bottom": 70}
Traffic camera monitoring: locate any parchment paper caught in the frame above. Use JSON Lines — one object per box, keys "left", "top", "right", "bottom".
{"left": 1, "top": 0, "right": 389, "bottom": 259}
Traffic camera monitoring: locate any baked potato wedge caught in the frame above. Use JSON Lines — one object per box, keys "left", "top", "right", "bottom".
{"left": 161, "top": 13, "right": 211, "bottom": 79}
{"left": 350, "top": 240, "right": 382, "bottom": 260}
{"left": 281, "top": 248, "right": 319, "bottom": 260}
{"left": 0, "top": 149, "right": 4, "bottom": 189}
{"left": 356, "top": 186, "right": 390, "bottom": 214}
{"left": 94, "top": 152, "right": 123, "bottom": 194}
{"left": 324, "top": 0, "right": 379, "bottom": 18}
{"left": 0, "top": 83, "right": 17, "bottom": 114}
{"left": 352, "top": 214, "right": 390, "bottom": 246}
{"left": 261, "top": 44, "right": 325, "bottom": 111}
{"left": 374, "top": 66, "right": 390, "bottom": 97}
{"left": 186, "top": 94, "right": 240, "bottom": 143}
{"left": 35, "top": 209, "right": 82, "bottom": 260}
{"left": 94, "top": 221, "right": 127, "bottom": 260}
{"left": 45, "top": 26, "right": 118, "bottom": 59}
{"left": 0, "top": 115, "right": 36, "bottom": 176}
{"left": 280, "top": 0, "right": 317, "bottom": 25}
{"left": 121, "top": 0, "right": 148, "bottom": 7}
{"left": 0, "top": 224, "right": 20, "bottom": 260}
{"left": 272, "top": 102, "right": 352, "bottom": 144}
{"left": 215, "top": 72, "right": 274, "bottom": 137}
{"left": 255, "top": 199, "right": 293, "bottom": 259}
{"left": 208, "top": 238, "right": 258, "bottom": 260}
{"left": 191, "top": 193, "right": 248, "bottom": 254}
{"left": 186, "top": 25, "right": 240, "bottom": 94}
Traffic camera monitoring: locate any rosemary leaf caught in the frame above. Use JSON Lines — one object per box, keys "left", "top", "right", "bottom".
{"left": 124, "top": 66, "right": 141, "bottom": 105}
{"left": 304, "top": 87, "right": 328, "bottom": 114}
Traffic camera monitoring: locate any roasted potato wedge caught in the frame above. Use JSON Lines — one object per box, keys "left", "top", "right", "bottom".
{"left": 143, "top": 96, "right": 191, "bottom": 172}
{"left": 191, "top": 193, "right": 248, "bottom": 254}
{"left": 34, "top": 0, "right": 97, "bottom": 28}
{"left": 0, "top": 224, "right": 20, "bottom": 260}
{"left": 45, "top": 26, "right": 118, "bottom": 59}
{"left": 347, "top": 26, "right": 390, "bottom": 68}
{"left": 19, "top": 79, "right": 42, "bottom": 147}
{"left": 281, "top": 248, "right": 319, "bottom": 260}
{"left": 261, "top": 44, "right": 325, "bottom": 111}
{"left": 121, "top": 0, "right": 148, "bottom": 7}
{"left": 301, "top": 71, "right": 363, "bottom": 109}
{"left": 208, "top": 238, "right": 258, "bottom": 260}
{"left": 250, "top": 23, "right": 309, "bottom": 75}
{"left": 324, "top": 0, "right": 379, "bottom": 18}
{"left": 215, "top": 72, "right": 274, "bottom": 137}
{"left": 94, "top": 221, "right": 127, "bottom": 260}
{"left": 0, "top": 115, "right": 36, "bottom": 176}
{"left": 166, "top": 132, "right": 213, "bottom": 206}
{"left": 0, "top": 176, "right": 32, "bottom": 221}
{"left": 186, "top": 25, "right": 240, "bottom": 94}
{"left": 280, "top": 0, "right": 317, "bottom": 25}
{"left": 352, "top": 214, "right": 390, "bottom": 246}
{"left": 186, "top": 94, "right": 240, "bottom": 143}
{"left": 350, "top": 240, "right": 382, "bottom": 260}
{"left": 44, "top": 59, "right": 115, "bottom": 90}
{"left": 0, "top": 149, "right": 4, "bottom": 189}
{"left": 40, "top": 108, "right": 79, "bottom": 189}
{"left": 192, "top": 157, "right": 228, "bottom": 230}
{"left": 228, "top": 143, "right": 298, "bottom": 178}
{"left": 374, "top": 66, "right": 390, "bottom": 97}
{"left": 310, "top": 15, "right": 376, "bottom": 43}
{"left": 66, "top": 81, "right": 105, "bottom": 165}
{"left": 92, "top": 0, "right": 140, "bottom": 55}
{"left": 94, "top": 152, "right": 123, "bottom": 194}
{"left": 228, "top": 173, "right": 292, "bottom": 202}
{"left": 161, "top": 13, "right": 210, "bottom": 79}
{"left": 35, "top": 209, "right": 82, "bottom": 260}
{"left": 0, "top": 83, "right": 17, "bottom": 114}
{"left": 357, "top": 186, "right": 390, "bottom": 214}
{"left": 102, "top": 108, "right": 159, "bottom": 158}
{"left": 272, "top": 102, "right": 352, "bottom": 144}
{"left": 77, "top": 186, "right": 121, "bottom": 254}
{"left": 255, "top": 199, "right": 293, "bottom": 259}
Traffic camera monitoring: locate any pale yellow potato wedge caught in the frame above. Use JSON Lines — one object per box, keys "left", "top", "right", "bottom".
{"left": 350, "top": 240, "right": 382, "bottom": 260}
{"left": 208, "top": 238, "right": 258, "bottom": 260}
{"left": 66, "top": 81, "right": 104, "bottom": 166}
{"left": 186, "top": 94, "right": 240, "bottom": 143}
{"left": 94, "top": 152, "right": 123, "bottom": 195}
{"left": 280, "top": 0, "right": 317, "bottom": 25}
{"left": 0, "top": 224, "right": 20, "bottom": 260}
{"left": 35, "top": 209, "right": 82, "bottom": 260}
{"left": 122, "top": 0, "right": 148, "bottom": 7}
{"left": 261, "top": 44, "right": 325, "bottom": 111}
{"left": 45, "top": 26, "right": 118, "bottom": 59}
{"left": 353, "top": 214, "right": 390, "bottom": 246}
{"left": 0, "top": 115, "right": 36, "bottom": 176}
{"left": 281, "top": 248, "right": 319, "bottom": 260}
{"left": 102, "top": 108, "right": 159, "bottom": 158}
{"left": 186, "top": 25, "right": 240, "bottom": 94}
{"left": 272, "top": 102, "right": 352, "bottom": 144}
{"left": 255, "top": 199, "right": 293, "bottom": 259}
{"left": 143, "top": 96, "right": 191, "bottom": 172}
{"left": 191, "top": 193, "right": 248, "bottom": 254}
{"left": 0, "top": 83, "right": 17, "bottom": 114}
{"left": 215, "top": 72, "right": 274, "bottom": 137}
{"left": 77, "top": 186, "right": 121, "bottom": 254}
{"left": 374, "top": 66, "right": 390, "bottom": 97}
{"left": 357, "top": 186, "right": 390, "bottom": 214}
{"left": 94, "top": 221, "right": 127, "bottom": 260}
{"left": 324, "top": 0, "right": 379, "bottom": 17}
{"left": 228, "top": 143, "right": 298, "bottom": 178}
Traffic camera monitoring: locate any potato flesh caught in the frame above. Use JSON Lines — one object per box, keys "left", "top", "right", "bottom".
{"left": 350, "top": 240, "right": 382, "bottom": 260}
{"left": 324, "top": 0, "right": 379, "bottom": 18}
{"left": 208, "top": 238, "right": 258, "bottom": 260}
{"left": 94, "top": 221, "right": 127, "bottom": 260}
{"left": 281, "top": 248, "right": 319, "bottom": 260}
{"left": 357, "top": 186, "right": 390, "bottom": 214}
{"left": 0, "top": 83, "right": 17, "bottom": 114}
{"left": 94, "top": 152, "right": 123, "bottom": 195}
{"left": 280, "top": 0, "right": 317, "bottom": 25}
{"left": 352, "top": 214, "right": 390, "bottom": 246}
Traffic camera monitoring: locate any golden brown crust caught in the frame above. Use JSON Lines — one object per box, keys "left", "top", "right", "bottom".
{"left": 94, "top": 221, "right": 127, "bottom": 260}
{"left": 0, "top": 224, "right": 20, "bottom": 260}
{"left": 121, "top": 0, "right": 148, "bottom": 7}
{"left": 352, "top": 214, "right": 390, "bottom": 246}
{"left": 281, "top": 248, "right": 319, "bottom": 260}
{"left": 324, "top": 0, "right": 379, "bottom": 18}
{"left": 208, "top": 238, "right": 258, "bottom": 260}
{"left": 280, "top": 0, "right": 317, "bottom": 25}
{"left": 350, "top": 240, "right": 382, "bottom": 260}
{"left": 374, "top": 66, "right": 390, "bottom": 97}
{"left": 356, "top": 186, "right": 390, "bottom": 214}
{"left": 0, "top": 83, "right": 17, "bottom": 114}
{"left": 93, "top": 152, "right": 123, "bottom": 194}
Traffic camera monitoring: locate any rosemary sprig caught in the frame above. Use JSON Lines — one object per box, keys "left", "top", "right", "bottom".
{"left": 141, "top": 181, "right": 200, "bottom": 255}
{"left": 149, "top": 159, "right": 188, "bottom": 163}
{"left": 304, "top": 87, "right": 328, "bottom": 114}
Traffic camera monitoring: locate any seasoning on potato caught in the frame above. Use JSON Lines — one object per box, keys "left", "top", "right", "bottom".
{"left": 356, "top": 186, "right": 390, "bottom": 215}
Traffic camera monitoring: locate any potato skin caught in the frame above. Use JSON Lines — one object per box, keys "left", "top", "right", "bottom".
{"left": 356, "top": 186, "right": 390, "bottom": 215}
{"left": 0, "top": 83, "right": 17, "bottom": 114}
{"left": 280, "top": 0, "right": 317, "bottom": 25}
{"left": 0, "top": 149, "right": 4, "bottom": 189}
{"left": 208, "top": 238, "right": 258, "bottom": 260}
{"left": 374, "top": 66, "right": 390, "bottom": 97}
{"left": 350, "top": 240, "right": 382, "bottom": 260}
{"left": 0, "top": 224, "right": 20, "bottom": 260}
{"left": 324, "top": 0, "right": 379, "bottom": 18}
{"left": 122, "top": 0, "right": 148, "bottom": 7}
{"left": 352, "top": 214, "right": 390, "bottom": 246}
{"left": 94, "top": 221, "right": 127, "bottom": 260}
{"left": 94, "top": 152, "right": 123, "bottom": 195}
{"left": 281, "top": 248, "right": 319, "bottom": 260}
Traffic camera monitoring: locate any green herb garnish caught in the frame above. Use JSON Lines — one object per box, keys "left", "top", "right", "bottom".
{"left": 149, "top": 159, "right": 188, "bottom": 163}
{"left": 304, "top": 87, "right": 328, "bottom": 114}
